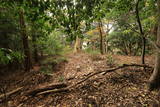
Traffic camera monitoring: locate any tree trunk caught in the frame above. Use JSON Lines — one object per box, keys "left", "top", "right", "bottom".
{"left": 136, "top": 0, "right": 146, "bottom": 64}
{"left": 149, "top": 0, "right": 160, "bottom": 90}
{"left": 98, "top": 19, "right": 105, "bottom": 55}
{"left": 32, "top": 35, "right": 38, "bottom": 63}
{"left": 141, "top": 36, "right": 146, "bottom": 64}
{"left": 19, "top": 9, "right": 32, "bottom": 71}
{"left": 105, "top": 22, "right": 111, "bottom": 54}
{"left": 74, "top": 35, "right": 81, "bottom": 53}
{"left": 80, "top": 39, "right": 83, "bottom": 50}
{"left": 104, "top": 41, "right": 107, "bottom": 53}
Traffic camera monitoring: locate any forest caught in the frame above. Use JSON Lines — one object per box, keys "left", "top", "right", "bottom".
{"left": 0, "top": 0, "right": 160, "bottom": 106}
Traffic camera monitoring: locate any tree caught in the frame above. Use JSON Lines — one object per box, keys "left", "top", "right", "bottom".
{"left": 49, "top": 0, "right": 87, "bottom": 52}
{"left": 98, "top": 19, "right": 105, "bottom": 54}
{"left": 92, "top": 0, "right": 111, "bottom": 54}
{"left": 49, "top": 0, "right": 109, "bottom": 53}
{"left": 149, "top": 0, "right": 160, "bottom": 90}
{"left": 108, "top": 28, "right": 142, "bottom": 55}
{"left": 135, "top": 0, "right": 146, "bottom": 64}
{"left": 0, "top": 1, "right": 25, "bottom": 70}
{"left": 19, "top": 9, "right": 32, "bottom": 71}
{"left": 0, "top": 0, "right": 52, "bottom": 70}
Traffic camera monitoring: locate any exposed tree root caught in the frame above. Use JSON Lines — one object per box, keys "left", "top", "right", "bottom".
{"left": 37, "top": 88, "right": 69, "bottom": 95}
{"left": 27, "top": 64, "right": 153, "bottom": 96}
{"left": 0, "top": 87, "right": 23, "bottom": 100}
{"left": 69, "top": 63, "right": 152, "bottom": 88}
{"left": 26, "top": 82, "right": 67, "bottom": 96}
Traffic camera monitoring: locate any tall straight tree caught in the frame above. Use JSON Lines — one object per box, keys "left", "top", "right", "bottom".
{"left": 98, "top": 19, "right": 105, "bottom": 54}
{"left": 19, "top": 9, "right": 32, "bottom": 71}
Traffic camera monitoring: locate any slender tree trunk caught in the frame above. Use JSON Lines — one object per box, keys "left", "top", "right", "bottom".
{"left": 91, "top": 41, "right": 95, "bottom": 50}
{"left": 32, "top": 35, "right": 38, "bottom": 63}
{"left": 98, "top": 19, "right": 105, "bottom": 55}
{"left": 104, "top": 41, "right": 107, "bottom": 53}
{"left": 80, "top": 39, "right": 83, "bottom": 50}
{"left": 124, "top": 42, "right": 129, "bottom": 55}
{"left": 19, "top": 9, "right": 32, "bottom": 71}
{"left": 74, "top": 35, "right": 80, "bottom": 53}
{"left": 135, "top": 0, "right": 146, "bottom": 64}
{"left": 105, "top": 22, "right": 111, "bottom": 54}
{"left": 141, "top": 36, "right": 146, "bottom": 64}
{"left": 149, "top": 0, "right": 160, "bottom": 90}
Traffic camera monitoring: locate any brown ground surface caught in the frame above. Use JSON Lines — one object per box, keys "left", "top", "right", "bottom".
{"left": 0, "top": 52, "right": 159, "bottom": 107}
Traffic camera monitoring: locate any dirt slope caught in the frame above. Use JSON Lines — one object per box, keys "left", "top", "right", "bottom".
{"left": 0, "top": 53, "right": 159, "bottom": 107}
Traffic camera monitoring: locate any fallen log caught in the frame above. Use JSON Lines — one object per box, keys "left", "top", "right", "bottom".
{"left": 27, "top": 82, "right": 67, "bottom": 96}
{"left": 0, "top": 87, "right": 23, "bottom": 100}
{"left": 30, "top": 64, "right": 153, "bottom": 95}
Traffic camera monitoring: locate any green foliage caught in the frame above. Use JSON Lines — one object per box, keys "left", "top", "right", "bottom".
{"left": 0, "top": 0, "right": 158, "bottom": 72}
{"left": 85, "top": 48, "right": 103, "bottom": 61}
{"left": 42, "top": 56, "right": 68, "bottom": 66}
{"left": 106, "top": 54, "right": 116, "bottom": 66}
{"left": 108, "top": 29, "right": 142, "bottom": 55}
{"left": 85, "top": 48, "right": 100, "bottom": 55}
{"left": 40, "top": 56, "right": 67, "bottom": 76}
{"left": 0, "top": 2, "right": 24, "bottom": 66}
{"left": 0, "top": 4, "right": 22, "bottom": 50}
{"left": 40, "top": 65, "right": 52, "bottom": 75}
{"left": 58, "top": 75, "right": 65, "bottom": 82}
{"left": 45, "top": 35, "right": 63, "bottom": 55}
{"left": 54, "top": 57, "right": 68, "bottom": 64}
{"left": 36, "top": 30, "right": 67, "bottom": 56}
{"left": 0, "top": 48, "right": 24, "bottom": 65}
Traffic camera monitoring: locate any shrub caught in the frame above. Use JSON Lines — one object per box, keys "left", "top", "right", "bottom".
{"left": 0, "top": 48, "right": 24, "bottom": 65}
{"left": 42, "top": 56, "right": 68, "bottom": 65}
{"left": 58, "top": 75, "right": 65, "bottom": 82}
{"left": 106, "top": 55, "right": 116, "bottom": 66}
{"left": 40, "top": 65, "right": 52, "bottom": 75}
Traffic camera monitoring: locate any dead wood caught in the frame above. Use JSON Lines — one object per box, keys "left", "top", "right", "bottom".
{"left": 29, "top": 64, "right": 153, "bottom": 96}
{"left": 0, "top": 87, "right": 23, "bottom": 100}
{"left": 68, "top": 63, "right": 153, "bottom": 88}
{"left": 27, "top": 82, "right": 67, "bottom": 96}
{"left": 37, "top": 88, "right": 69, "bottom": 95}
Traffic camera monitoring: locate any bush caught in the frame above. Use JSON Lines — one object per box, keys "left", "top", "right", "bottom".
{"left": 0, "top": 48, "right": 24, "bottom": 65}
{"left": 108, "top": 31, "right": 142, "bottom": 55}
{"left": 40, "top": 65, "right": 52, "bottom": 75}
{"left": 58, "top": 75, "right": 65, "bottom": 82}
{"left": 85, "top": 48, "right": 100, "bottom": 55}
{"left": 43, "top": 31, "right": 66, "bottom": 56}
{"left": 85, "top": 48, "right": 104, "bottom": 61}
{"left": 106, "top": 54, "right": 116, "bottom": 66}
{"left": 41, "top": 56, "right": 68, "bottom": 65}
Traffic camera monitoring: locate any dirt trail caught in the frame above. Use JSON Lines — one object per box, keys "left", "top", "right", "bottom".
{"left": 0, "top": 53, "right": 159, "bottom": 107}
{"left": 64, "top": 53, "right": 95, "bottom": 80}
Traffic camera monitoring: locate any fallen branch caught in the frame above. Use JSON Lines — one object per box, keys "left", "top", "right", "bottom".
{"left": 27, "top": 82, "right": 67, "bottom": 96}
{"left": 37, "top": 88, "right": 69, "bottom": 95}
{"left": 0, "top": 87, "right": 23, "bottom": 100}
{"left": 68, "top": 64, "right": 153, "bottom": 88}
{"left": 31, "top": 64, "right": 153, "bottom": 95}
{"left": 103, "top": 63, "right": 153, "bottom": 75}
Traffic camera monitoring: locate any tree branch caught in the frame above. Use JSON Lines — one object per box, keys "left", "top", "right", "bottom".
{"left": 135, "top": 0, "right": 144, "bottom": 35}
{"left": 33, "top": 64, "right": 152, "bottom": 95}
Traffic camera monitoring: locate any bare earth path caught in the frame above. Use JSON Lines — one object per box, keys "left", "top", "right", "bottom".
{"left": 0, "top": 52, "right": 159, "bottom": 107}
